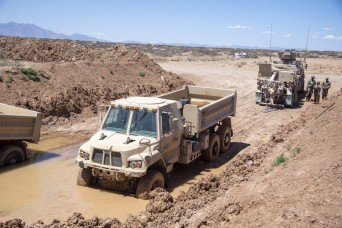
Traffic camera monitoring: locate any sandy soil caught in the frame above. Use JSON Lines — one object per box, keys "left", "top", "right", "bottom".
{"left": 1, "top": 38, "right": 342, "bottom": 227}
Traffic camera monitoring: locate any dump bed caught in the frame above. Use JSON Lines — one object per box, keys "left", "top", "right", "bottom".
{"left": 0, "top": 103, "right": 42, "bottom": 143}
{"left": 159, "top": 86, "right": 237, "bottom": 135}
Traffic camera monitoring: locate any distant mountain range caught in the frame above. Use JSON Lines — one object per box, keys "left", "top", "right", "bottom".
{"left": 0, "top": 22, "right": 105, "bottom": 42}
{"left": 0, "top": 22, "right": 288, "bottom": 50}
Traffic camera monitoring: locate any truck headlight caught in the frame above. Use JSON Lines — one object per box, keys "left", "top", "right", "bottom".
{"left": 79, "top": 150, "right": 89, "bottom": 160}
{"left": 129, "top": 161, "right": 142, "bottom": 169}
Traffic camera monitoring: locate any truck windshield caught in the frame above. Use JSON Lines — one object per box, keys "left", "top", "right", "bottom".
{"left": 129, "top": 110, "right": 157, "bottom": 138}
{"left": 102, "top": 107, "right": 129, "bottom": 133}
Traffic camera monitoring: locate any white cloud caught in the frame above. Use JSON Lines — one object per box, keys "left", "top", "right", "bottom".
{"left": 283, "top": 33, "right": 291, "bottom": 38}
{"left": 323, "top": 34, "right": 342, "bottom": 40}
{"left": 92, "top": 32, "right": 105, "bottom": 38}
{"left": 311, "top": 32, "right": 320, "bottom": 39}
{"left": 227, "top": 25, "right": 247, "bottom": 29}
{"left": 92, "top": 32, "right": 104, "bottom": 36}
{"left": 262, "top": 31, "right": 273, "bottom": 34}
{"left": 323, "top": 27, "right": 332, "bottom": 31}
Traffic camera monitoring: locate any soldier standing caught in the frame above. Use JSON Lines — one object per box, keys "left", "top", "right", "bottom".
{"left": 313, "top": 81, "right": 321, "bottom": 104}
{"left": 322, "top": 77, "right": 331, "bottom": 100}
{"left": 306, "top": 75, "right": 316, "bottom": 101}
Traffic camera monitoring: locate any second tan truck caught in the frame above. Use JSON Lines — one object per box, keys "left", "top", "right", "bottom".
{"left": 76, "top": 86, "right": 237, "bottom": 197}
{"left": 0, "top": 103, "right": 42, "bottom": 167}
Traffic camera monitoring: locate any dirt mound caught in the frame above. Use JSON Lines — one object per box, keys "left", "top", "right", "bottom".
{"left": 0, "top": 212, "right": 122, "bottom": 228}
{"left": 0, "top": 36, "right": 192, "bottom": 123}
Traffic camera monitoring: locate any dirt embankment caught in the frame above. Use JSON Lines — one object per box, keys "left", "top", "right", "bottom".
{"left": 2, "top": 94, "right": 341, "bottom": 227}
{"left": 0, "top": 37, "right": 191, "bottom": 125}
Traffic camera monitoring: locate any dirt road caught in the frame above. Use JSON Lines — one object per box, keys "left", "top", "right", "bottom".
{"left": 1, "top": 60, "right": 341, "bottom": 225}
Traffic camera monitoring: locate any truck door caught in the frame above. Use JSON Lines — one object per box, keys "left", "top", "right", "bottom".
{"left": 159, "top": 109, "right": 182, "bottom": 164}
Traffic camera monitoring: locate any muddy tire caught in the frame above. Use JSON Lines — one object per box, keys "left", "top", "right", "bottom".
{"left": 77, "top": 168, "right": 94, "bottom": 187}
{"left": 136, "top": 170, "right": 165, "bottom": 199}
{"left": 202, "top": 134, "right": 220, "bottom": 161}
{"left": 217, "top": 125, "right": 232, "bottom": 153}
{"left": 0, "top": 144, "right": 25, "bottom": 167}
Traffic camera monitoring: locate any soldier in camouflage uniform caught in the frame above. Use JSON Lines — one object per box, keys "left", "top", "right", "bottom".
{"left": 306, "top": 75, "right": 316, "bottom": 101}
{"left": 313, "top": 81, "right": 321, "bottom": 104}
{"left": 322, "top": 77, "right": 331, "bottom": 100}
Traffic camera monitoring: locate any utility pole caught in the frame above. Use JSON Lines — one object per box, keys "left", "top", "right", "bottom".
{"left": 304, "top": 24, "right": 310, "bottom": 62}
{"left": 269, "top": 24, "right": 273, "bottom": 62}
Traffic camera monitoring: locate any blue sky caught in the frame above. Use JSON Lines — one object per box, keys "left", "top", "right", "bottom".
{"left": 0, "top": 0, "right": 342, "bottom": 51}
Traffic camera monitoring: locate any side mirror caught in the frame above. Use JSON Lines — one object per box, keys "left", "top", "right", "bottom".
{"left": 139, "top": 138, "right": 151, "bottom": 146}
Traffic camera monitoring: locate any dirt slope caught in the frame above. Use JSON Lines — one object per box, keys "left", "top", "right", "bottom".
{"left": 0, "top": 36, "right": 191, "bottom": 123}
{"left": 2, "top": 94, "right": 340, "bottom": 227}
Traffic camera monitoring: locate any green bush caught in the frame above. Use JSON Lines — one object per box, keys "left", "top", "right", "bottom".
{"left": 20, "top": 68, "right": 40, "bottom": 81}
{"left": 20, "top": 67, "right": 37, "bottom": 76}
{"left": 20, "top": 67, "right": 40, "bottom": 82}
{"left": 139, "top": 71, "right": 145, "bottom": 77}
{"left": 271, "top": 154, "right": 287, "bottom": 167}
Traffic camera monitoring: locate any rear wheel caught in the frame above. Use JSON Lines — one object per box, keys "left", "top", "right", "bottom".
{"left": 77, "top": 168, "right": 94, "bottom": 187}
{"left": 0, "top": 145, "right": 25, "bottom": 167}
{"left": 217, "top": 126, "right": 232, "bottom": 153}
{"left": 136, "top": 170, "right": 165, "bottom": 199}
{"left": 202, "top": 134, "right": 220, "bottom": 161}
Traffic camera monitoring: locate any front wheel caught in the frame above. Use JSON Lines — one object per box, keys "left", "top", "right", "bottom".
{"left": 136, "top": 170, "right": 165, "bottom": 199}
{"left": 77, "top": 168, "right": 94, "bottom": 187}
{"left": 0, "top": 144, "right": 25, "bottom": 167}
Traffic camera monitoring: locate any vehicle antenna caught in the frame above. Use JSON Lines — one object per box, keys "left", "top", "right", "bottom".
{"left": 304, "top": 24, "right": 310, "bottom": 62}
{"left": 269, "top": 24, "right": 273, "bottom": 62}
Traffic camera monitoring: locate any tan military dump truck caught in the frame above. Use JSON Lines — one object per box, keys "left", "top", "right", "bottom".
{"left": 76, "top": 86, "right": 237, "bottom": 197}
{"left": 0, "top": 103, "right": 42, "bottom": 166}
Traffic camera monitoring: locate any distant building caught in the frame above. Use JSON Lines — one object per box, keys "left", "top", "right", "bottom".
{"left": 233, "top": 52, "right": 247, "bottom": 58}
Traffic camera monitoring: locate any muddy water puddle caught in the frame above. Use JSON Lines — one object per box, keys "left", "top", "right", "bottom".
{"left": 0, "top": 135, "right": 231, "bottom": 224}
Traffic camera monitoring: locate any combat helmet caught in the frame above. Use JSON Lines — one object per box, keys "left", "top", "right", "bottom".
{"left": 311, "top": 75, "right": 315, "bottom": 79}
{"left": 326, "top": 77, "right": 329, "bottom": 81}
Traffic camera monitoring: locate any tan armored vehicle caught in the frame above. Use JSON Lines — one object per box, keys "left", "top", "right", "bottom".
{"left": 256, "top": 50, "right": 306, "bottom": 107}
{"left": 0, "top": 103, "right": 42, "bottom": 166}
{"left": 76, "top": 86, "right": 237, "bottom": 197}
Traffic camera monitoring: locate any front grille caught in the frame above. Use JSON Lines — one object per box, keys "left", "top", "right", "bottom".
{"left": 111, "top": 152, "right": 122, "bottom": 167}
{"left": 93, "top": 149, "right": 103, "bottom": 164}
{"left": 92, "top": 149, "right": 122, "bottom": 167}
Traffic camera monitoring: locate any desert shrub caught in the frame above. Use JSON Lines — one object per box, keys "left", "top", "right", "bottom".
{"left": 20, "top": 67, "right": 37, "bottom": 76}
{"left": 286, "top": 144, "right": 292, "bottom": 151}
{"left": 20, "top": 67, "right": 40, "bottom": 82}
{"left": 38, "top": 70, "right": 49, "bottom": 79}
{"left": 109, "top": 68, "right": 114, "bottom": 75}
{"left": 293, "top": 147, "right": 301, "bottom": 155}
{"left": 237, "top": 61, "right": 247, "bottom": 68}
{"left": 6, "top": 75, "right": 14, "bottom": 83}
{"left": 0, "top": 75, "right": 3, "bottom": 83}
{"left": 271, "top": 154, "right": 287, "bottom": 167}
{"left": 139, "top": 71, "right": 145, "bottom": 77}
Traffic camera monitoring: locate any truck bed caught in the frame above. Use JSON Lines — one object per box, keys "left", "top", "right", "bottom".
{"left": 159, "top": 86, "right": 237, "bottom": 135}
{"left": 0, "top": 103, "right": 42, "bottom": 143}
